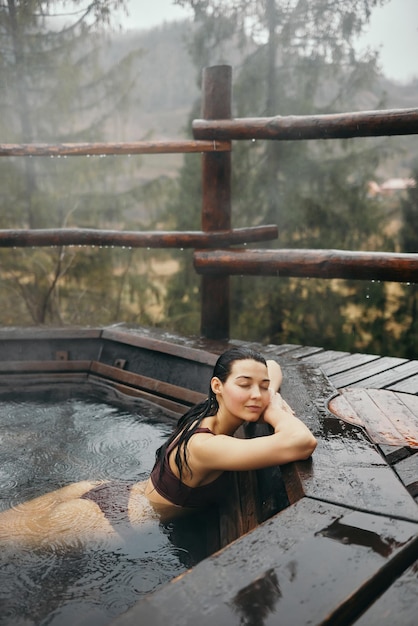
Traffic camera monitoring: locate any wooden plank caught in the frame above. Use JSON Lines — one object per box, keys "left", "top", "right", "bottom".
{"left": 301, "top": 349, "right": 350, "bottom": 366}
{"left": 388, "top": 373, "right": 418, "bottom": 394}
{"left": 328, "top": 388, "right": 418, "bottom": 449}
{"left": 256, "top": 343, "right": 290, "bottom": 354}
{"left": 329, "top": 356, "right": 407, "bottom": 388}
{"left": 102, "top": 327, "right": 218, "bottom": 366}
{"left": 348, "top": 360, "right": 418, "bottom": 390}
{"left": 262, "top": 343, "right": 303, "bottom": 356}
{"left": 87, "top": 376, "right": 186, "bottom": 416}
{"left": 282, "top": 346, "right": 324, "bottom": 359}
{"left": 89, "top": 362, "right": 205, "bottom": 406}
{"left": 0, "top": 373, "right": 89, "bottom": 385}
{"left": 0, "top": 373, "right": 89, "bottom": 393}
{"left": 370, "top": 390, "right": 418, "bottom": 448}
{"left": 378, "top": 444, "right": 412, "bottom": 465}
{"left": 395, "top": 391, "right": 418, "bottom": 418}
{"left": 354, "top": 559, "right": 418, "bottom": 626}
{"left": 380, "top": 360, "right": 418, "bottom": 380}
{"left": 0, "top": 356, "right": 206, "bottom": 410}
{"left": 237, "top": 342, "right": 320, "bottom": 360}
{"left": 111, "top": 499, "right": 418, "bottom": 626}
{"left": 280, "top": 366, "right": 418, "bottom": 520}
{"left": 394, "top": 453, "right": 418, "bottom": 498}
{"left": 218, "top": 473, "right": 245, "bottom": 547}
{"left": 0, "top": 360, "right": 91, "bottom": 373}
{"left": 321, "top": 353, "right": 381, "bottom": 377}
{"left": 285, "top": 454, "right": 418, "bottom": 521}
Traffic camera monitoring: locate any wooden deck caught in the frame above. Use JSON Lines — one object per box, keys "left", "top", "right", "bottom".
{"left": 263, "top": 342, "right": 418, "bottom": 393}
{"left": 109, "top": 334, "right": 418, "bottom": 626}
{"left": 260, "top": 342, "right": 418, "bottom": 499}
{"left": 0, "top": 326, "right": 417, "bottom": 625}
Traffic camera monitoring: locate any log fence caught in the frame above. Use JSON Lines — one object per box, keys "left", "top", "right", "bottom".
{"left": 0, "top": 226, "right": 277, "bottom": 249}
{"left": 1, "top": 64, "right": 418, "bottom": 339}
{"left": 194, "top": 248, "right": 418, "bottom": 283}
{"left": 192, "top": 107, "right": 418, "bottom": 141}
{"left": 0, "top": 140, "right": 230, "bottom": 157}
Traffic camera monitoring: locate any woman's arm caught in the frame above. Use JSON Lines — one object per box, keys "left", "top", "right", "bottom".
{"left": 192, "top": 395, "right": 317, "bottom": 472}
{"left": 262, "top": 391, "right": 316, "bottom": 453}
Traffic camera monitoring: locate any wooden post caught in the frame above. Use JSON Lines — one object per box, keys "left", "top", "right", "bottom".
{"left": 200, "top": 65, "right": 232, "bottom": 339}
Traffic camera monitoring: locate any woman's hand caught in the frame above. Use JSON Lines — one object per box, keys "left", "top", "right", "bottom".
{"left": 259, "top": 391, "right": 295, "bottom": 429}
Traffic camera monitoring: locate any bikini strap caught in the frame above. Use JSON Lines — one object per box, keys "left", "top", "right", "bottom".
{"left": 194, "top": 427, "right": 215, "bottom": 435}
{"left": 166, "top": 426, "right": 215, "bottom": 455}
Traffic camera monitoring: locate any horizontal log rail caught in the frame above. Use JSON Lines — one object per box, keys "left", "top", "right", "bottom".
{"left": 194, "top": 248, "right": 418, "bottom": 283}
{"left": 2, "top": 64, "right": 418, "bottom": 339}
{"left": 0, "top": 139, "right": 231, "bottom": 157}
{"left": 192, "top": 107, "right": 418, "bottom": 141}
{"left": 0, "top": 226, "right": 278, "bottom": 248}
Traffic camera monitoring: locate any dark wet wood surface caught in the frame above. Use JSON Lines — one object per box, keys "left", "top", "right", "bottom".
{"left": 0, "top": 326, "right": 417, "bottom": 624}
{"left": 354, "top": 560, "right": 418, "bottom": 626}
{"left": 328, "top": 388, "right": 418, "bottom": 449}
{"left": 270, "top": 343, "right": 418, "bottom": 394}
{"left": 109, "top": 349, "right": 418, "bottom": 626}
{"left": 113, "top": 500, "right": 418, "bottom": 626}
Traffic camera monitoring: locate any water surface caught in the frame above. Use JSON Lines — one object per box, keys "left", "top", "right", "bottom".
{"left": 0, "top": 396, "right": 209, "bottom": 625}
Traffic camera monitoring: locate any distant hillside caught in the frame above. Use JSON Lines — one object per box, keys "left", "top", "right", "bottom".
{"left": 107, "top": 20, "right": 418, "bottom": 178}
{"left": 107, "top": 21, "right": 198, "bottom": 140}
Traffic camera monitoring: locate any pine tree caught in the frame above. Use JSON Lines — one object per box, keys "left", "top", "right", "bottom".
{"left": 389, "top": 166, "right": 418, "bottom": 358}
{"left": 167, "top": 0, "right": 399, "bottom": 352}
{"left": 0, "top": 1, "right": 145, "bottom": 324}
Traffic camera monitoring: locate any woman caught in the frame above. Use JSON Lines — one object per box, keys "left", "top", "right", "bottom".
{"left": 0, "top": 347, "right": 316, "bottom": 547}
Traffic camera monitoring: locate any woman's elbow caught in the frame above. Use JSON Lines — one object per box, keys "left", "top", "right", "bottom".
{"left": 300, "top": 433, "right": 317, "bottom": 459}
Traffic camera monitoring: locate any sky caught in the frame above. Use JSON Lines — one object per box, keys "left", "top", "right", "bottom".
{"left": 118, "top": 0, "right": 418, "bottom": 83}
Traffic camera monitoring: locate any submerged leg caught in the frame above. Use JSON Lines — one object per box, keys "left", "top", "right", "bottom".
{"left": 0, "top": 479, "right": 157, "bottom": 549}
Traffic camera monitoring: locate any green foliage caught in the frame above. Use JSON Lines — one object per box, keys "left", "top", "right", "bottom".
{"left": 0, "top": 0, "right": 164, "bottom": 326}
{"left": 167, "top": 0, "right": 406, "bottom": 355}
{"left": 400, "top": 165, "right": 418, "bottom": 253}
{"left": 0, "top": 5, "right": 415, "bottom": 352}
{"left": 161, "top": 103, "right": 203, "bottom": 335}
{"left": 387, "top": 167, "right": 418, "bottom": 358}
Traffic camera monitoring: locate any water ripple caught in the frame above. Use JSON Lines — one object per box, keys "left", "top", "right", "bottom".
{"left": 0, "top": 397, "right": 193, "bottom": 626}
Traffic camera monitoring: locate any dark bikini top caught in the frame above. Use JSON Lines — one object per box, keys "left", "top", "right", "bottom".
{"left": 149, "top": 427, "right": 229, "bottom": 508}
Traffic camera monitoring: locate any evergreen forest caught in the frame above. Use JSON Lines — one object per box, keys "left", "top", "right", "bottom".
{"left": 1, "top": 0, "right": 418, "bottom": 358}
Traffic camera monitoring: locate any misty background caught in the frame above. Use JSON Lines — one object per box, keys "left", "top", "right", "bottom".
{"left": 1, "top": 0, "right": 418, "bottom": 358}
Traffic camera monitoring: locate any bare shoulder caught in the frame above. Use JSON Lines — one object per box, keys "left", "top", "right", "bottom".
{"left": 187, "top": 430, "right": 224, "bottom": 452}
{"left": 186, "top": 430, "right": 274, "bottom": 472}
{"left": 186, "top": 431, "right": 233, "bottom": 466}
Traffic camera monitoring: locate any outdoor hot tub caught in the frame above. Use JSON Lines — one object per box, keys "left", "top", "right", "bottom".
{"left": 0, "top": 325, "right": 289, "bottom": 625}
{"left": 1, "top": 325, "right": 417, "bottom": 626}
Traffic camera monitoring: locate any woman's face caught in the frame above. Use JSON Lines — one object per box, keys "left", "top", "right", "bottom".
{"left": 213, "top": 359, "right": 271, "bottom": 422}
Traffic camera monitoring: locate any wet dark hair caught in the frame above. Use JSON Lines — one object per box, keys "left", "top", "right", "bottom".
{"left": 154, "top": 346, "right": 267, "bottom": 480}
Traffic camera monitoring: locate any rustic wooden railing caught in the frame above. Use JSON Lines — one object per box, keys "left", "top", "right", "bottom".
{"left": 1, "top": 64, "right": 418, "bottom": 339}
{"left": 0, "top": 140, "right": 230, "bottom": 156}
{"left": 0, "top": 226, "right": 277, "bottom": 249}
{"left": 194, "top": 248, "right": 418, "bottom": 283}
{"left": 192, "top": 107, "right": 418, "bottom": 140}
